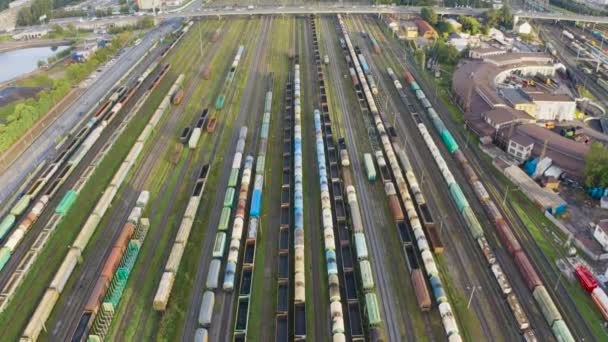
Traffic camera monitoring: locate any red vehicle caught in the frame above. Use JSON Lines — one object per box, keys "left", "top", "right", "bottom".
{"left": 575, "top": 265, "right": 598, "bottom": 293}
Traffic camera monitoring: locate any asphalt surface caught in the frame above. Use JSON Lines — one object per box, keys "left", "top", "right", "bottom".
{"left": 0, "top": 22, "right": 177, "bottom": 204}
{"left": 350, "top": 14, "right": 525, "bottom": 341}
{"left": 326, "top": 15, "right": 413, "bottom": 341}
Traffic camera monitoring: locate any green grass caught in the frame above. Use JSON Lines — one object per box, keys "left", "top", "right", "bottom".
{"left": 100, "top": 18, "right": 252, "bottom": 341}
{"left": 436, "top": 256, "right": 483, "bottom": 342}
{"left": 246, "top": 16, "right": 291, "bottom": 342}
{"left": 0, "top": 61, "right": 177, "bottom": 342}
{"left": 0, "top": 34, "right": 12, "bottom": 41}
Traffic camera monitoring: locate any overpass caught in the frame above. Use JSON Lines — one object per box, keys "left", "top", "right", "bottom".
{"left": 25, "top": 4, "right": 608, "bottom": 31}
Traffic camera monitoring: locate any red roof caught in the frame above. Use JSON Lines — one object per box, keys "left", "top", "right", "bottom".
{"left": 415, "top": 20, "right": 437, "bottom": 36}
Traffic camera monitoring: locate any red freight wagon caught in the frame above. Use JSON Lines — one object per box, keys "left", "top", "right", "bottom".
{"left": 575, "top": 265, "right": 598, "bottom": 292}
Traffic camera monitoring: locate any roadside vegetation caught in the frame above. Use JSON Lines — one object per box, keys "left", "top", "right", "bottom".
{"left": 0, "top": 32, "right": 133, "bottom": 152}
{"left": 584, "top": 142, "right": 608, "bottom": 188}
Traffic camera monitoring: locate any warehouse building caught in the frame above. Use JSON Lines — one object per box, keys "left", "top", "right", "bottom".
{"left": 415, "top": 20, "right": 438, "bottom": 40}
{"left": 452, "top": 52, "right": 589, "bottom": 177}
{"left": 526, "top": 93, "right": 576, "bottom": 121}
{"left": 469, "top": 47, "right": 506, "bottom": 59}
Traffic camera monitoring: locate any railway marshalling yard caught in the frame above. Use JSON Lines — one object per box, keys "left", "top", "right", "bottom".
{"left": 0, "top": 14, "right": 606, "bottom": 342}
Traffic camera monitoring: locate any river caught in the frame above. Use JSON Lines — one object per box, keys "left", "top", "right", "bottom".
{"left": 0, "top": 45, "right": 70, "bottom": 83}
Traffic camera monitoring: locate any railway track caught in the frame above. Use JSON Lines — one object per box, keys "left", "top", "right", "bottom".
{"left": 216, "top": 15, "right": 276, "bottom": 341}
{"left": 256, "top": 15, "right": 294, "bottom": 342}
{"left": 300, "top": 14, "right": 330, "bottom": 342}
{"left": 176, "top": 16, "right": 274, "bottom": 342}
{"left": 330, "top": 14, "right": 407, "bottom": 342}
{"left": 349, "top": 14, "right": 522, "bottom": 341}
{"left": 45, "top": 21, "right": 223, "bottom": 341}
{"left": 364, "top": 14, "right": 579, "bottom": 340}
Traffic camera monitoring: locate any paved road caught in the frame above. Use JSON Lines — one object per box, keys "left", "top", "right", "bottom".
{"left": 0, "top": 21, "right": 178, "bottom": 205}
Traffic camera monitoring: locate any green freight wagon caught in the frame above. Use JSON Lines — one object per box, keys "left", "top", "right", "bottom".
{"left": 0, "top": 215, "right": 16, "bottom": 239}
{"left": 216, "top": 95, "right": 225, "bottom": 110}
{"left": 223, "top": 187, "right": 235, "bottom": 208}
{"left": 365, "top": 293, "right": 382, "bottom": 326}
{"left": 218, "top": 207, "right": 231, "bottom": 231}
{"left": 10, "top": 195, "right": 31, "bottom": 216}
{"left": 448, "top": 183, "right": 468, "bottom": 213}
{"left": 364, "top": 153, "right": 376, "bottom": 181}
{"left": 462, "top": 206, "right": 484, "bottom": 239}
{"left": 228, "top": 169, "right": 239, "bottom": 188}
{"left": 0, "top": 247, "right": 11, "bottom": 270}
{"left": 56, "top": 190, "right": 78, "bottom": 215}
{"left": 440, "top": 130, "right": 459, "bottom": 154}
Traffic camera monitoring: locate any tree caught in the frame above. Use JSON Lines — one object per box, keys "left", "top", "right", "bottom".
{"left": 484, "top": 8, "right": 499, "bottom": 28}
{"left": 420, "top": 7, "right": 437, "bottom": 26}
{"left": 584, "top": 143, "right": 608, "bottom": 188}
{"left": 433, "top": 39, "right": 461, "bottom": 65}
{"left": 458, "top": 16, "right": 481, "bottom": 35}
{"left": 498, "top": 5, "right": 513, "bottom": 29}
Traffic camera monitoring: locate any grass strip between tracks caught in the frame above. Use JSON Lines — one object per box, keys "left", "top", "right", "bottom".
{"left": 246, "top": 15, "right": 291, "bottom": 342}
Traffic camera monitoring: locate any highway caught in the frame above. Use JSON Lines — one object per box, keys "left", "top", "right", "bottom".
{"left": 0, "top": 21, "right": 179, "bottom": 206}
{"left": 28, "top": 3, "right": 608, "bottom": 31}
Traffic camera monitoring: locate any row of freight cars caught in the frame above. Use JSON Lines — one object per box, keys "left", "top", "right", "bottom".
{"left": 338, "top": 14, "right": 463, "bottom": 341}
{"left": 221, "top": 127, "right": 249, "bottom": 291}
{"left": 231, "top": 87, "right": 273, "bottom": 340}
{"left": 193, "top": 128, "right": 250, "bottom": 341}
{"left": 275, "top": 68, "right": 297, "bottom": 340}
{"left": 72, "top": 193, "right": 150, "bottom": 341}
{"left": 292, "top": 63, "right": 307, "bottom": 327}
{"left": 312, "top": 17, "right": 372, "bottom": 339}
{"left": 226, "top": 45, "right": 245, "bottom": 84}
{"left": 22, "top": 73, "right": 184, "bottom": 341}
{"left": 2, "top": 59, "right": 163, "bottom": 315}
{"left": 309, "top": 18, "right": 349, "bottom": 340}
{"left": 400, "top": 66, "right": 536, "bottom": 334}
{"left": 402, "top": 65, "right": 574, "bottom": 341}
{"left": 0, "top": 63, "right": 167, "bottom": 273}
{"left": 153, "top": 159, "right": 210, "bottom": 311}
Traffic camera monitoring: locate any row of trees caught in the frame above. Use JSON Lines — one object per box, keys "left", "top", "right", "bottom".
{"left": 550, "top": 0, "right": 608, "bottom": 16}
{"left": 0, "top": 35, "right": 125, "bottom": 152}
{"left": 17, "top": 0, "right": 85, "bottom": 26}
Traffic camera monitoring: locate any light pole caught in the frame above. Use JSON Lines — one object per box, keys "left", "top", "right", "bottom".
{"left": 467, "top": 285, "right": 481, "bottom": 309}
{"left": 502, "top": 186, "right": 520, "bottom": 206}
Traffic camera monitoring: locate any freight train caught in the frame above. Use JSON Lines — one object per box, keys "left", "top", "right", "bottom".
{"left": 153, "top": 159, "right": 210, "bottom": 311}
{"left": 401, "top": 65, "right": 573, "bottom": 341}
{"left": 24, "top": 72, "right": 180, "bottom": 339}
{"left": 337, "top": 14, "right": 462, "bottom": 341}
{"left": 71, "top": 192, "right": 149, "bottom": 341}
{"left": 0, "top": 63, "right": 169, "bottom": 274}
{"left": 292, "top": 62, "right": 307, "bottom": 340}
{"left": 314, "top": 109, "right": 347, "bottom": 339}
{"left": 232, "top": 87, "right": 273, "bottom": 339}
{"left": 222, "top": 127, "right": 250, "bottom": 291}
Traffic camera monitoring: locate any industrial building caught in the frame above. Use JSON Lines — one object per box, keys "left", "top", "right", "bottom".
{"left": 415, "top": 20, "right": 438, "bottom": 40}
{"left": 452, "top": 51, "right": 589, "bottom": 177}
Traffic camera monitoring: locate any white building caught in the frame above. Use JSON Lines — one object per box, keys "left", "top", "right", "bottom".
{"left": 137, "top": 0, "right": 162, "bottom": 10}
{"left": 594, "top": 220, "right": 608, "bottom": 252}
{"left": 507, "top": 133, "right": 534, "bottom": 163}
{"left": 515, "top": 21, "right": 533, "bottom": 35}
{"left": 527, "top": 93, "right": 576, "bottom": 121}
{"left": 469, "top": 47, "right": 505, "bottom": 59}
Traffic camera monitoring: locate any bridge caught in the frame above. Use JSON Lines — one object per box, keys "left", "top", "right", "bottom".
{"left": 36, "top": 5, "right": 608, "bottom": 31}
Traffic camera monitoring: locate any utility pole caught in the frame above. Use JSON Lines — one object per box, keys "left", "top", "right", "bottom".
{"left": 467, "top": 286, "right": 481, "bottom": 309}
